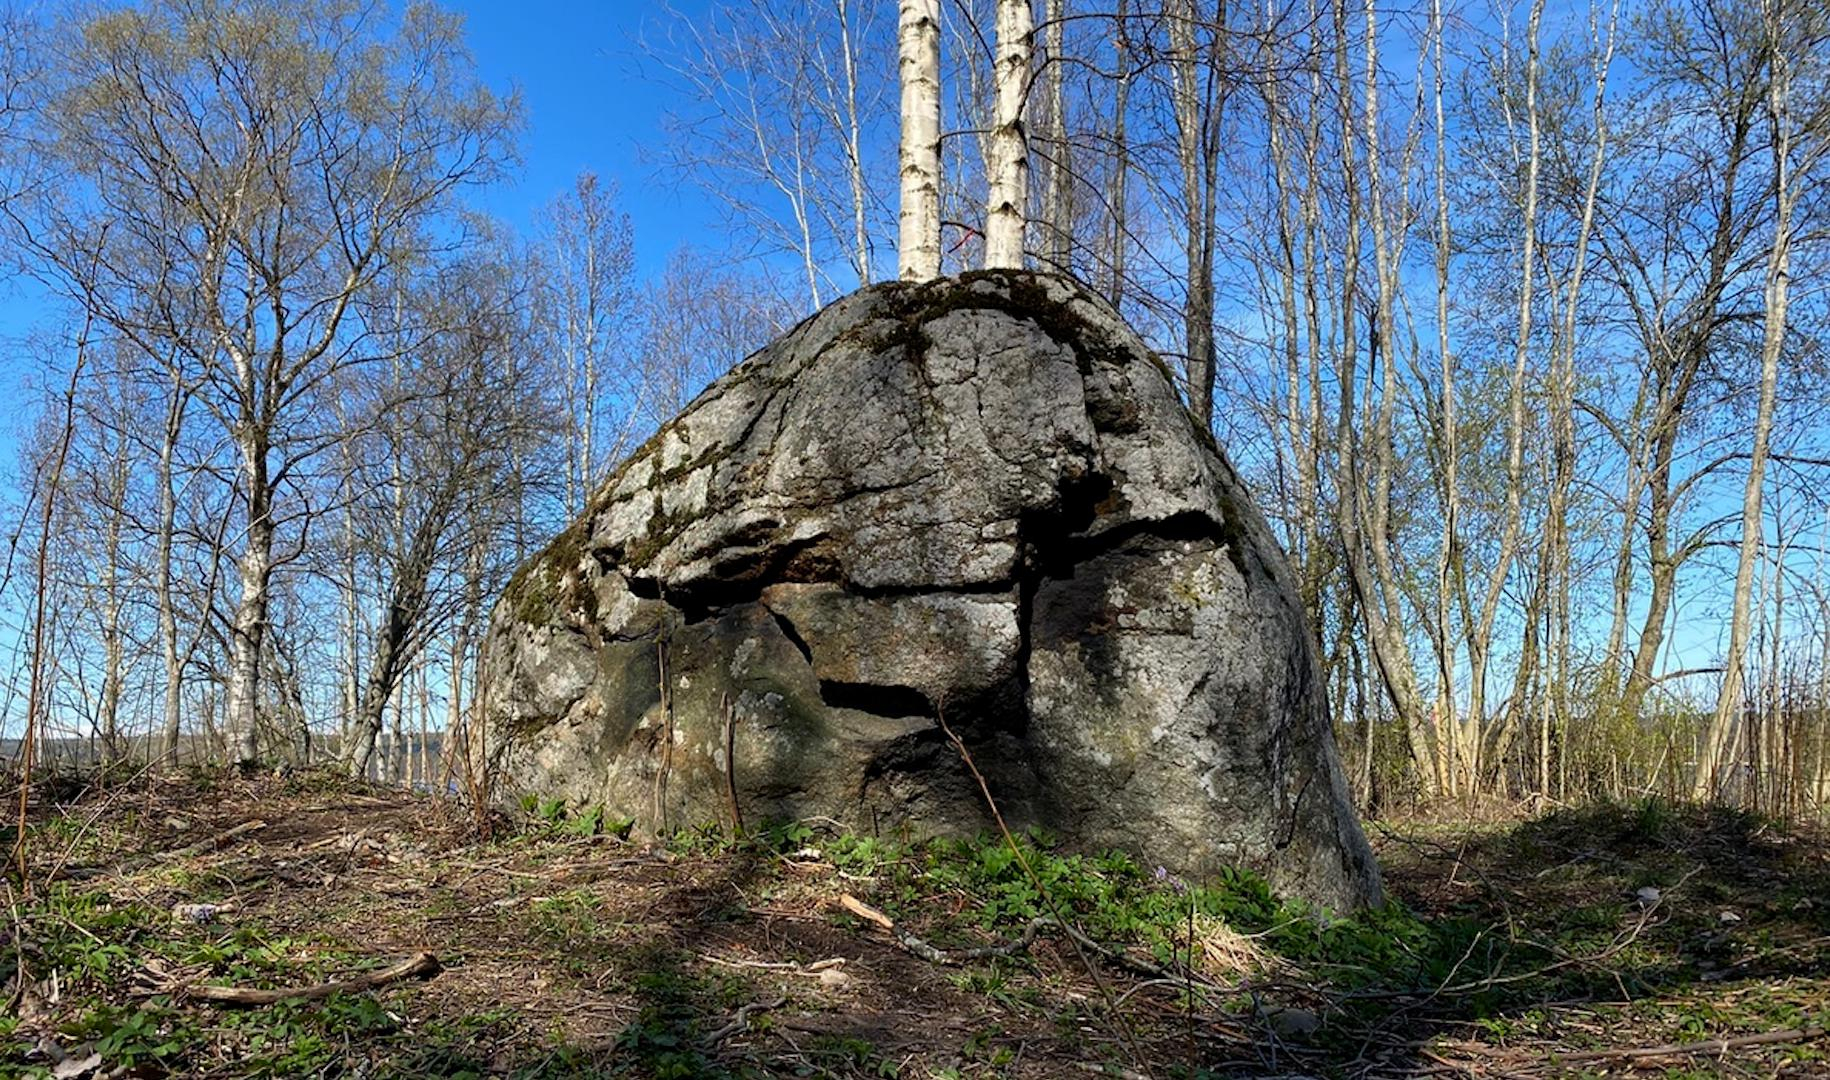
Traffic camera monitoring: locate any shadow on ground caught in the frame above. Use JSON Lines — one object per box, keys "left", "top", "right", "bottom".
{"left": 3, "top": 771, "right": 1827, "bottom": 1078}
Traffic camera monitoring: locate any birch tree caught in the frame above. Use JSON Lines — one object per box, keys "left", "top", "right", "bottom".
{"left": 1460, "top": 0, "right": 1545, "bottom": 792}
{"left": 1104, "top": 0, "right": 1135, "bottom": 306}
{"left": 899, "top": 0, "right": 943, "bottom": 280}
{"left": 984, "top": 0, "right": 1034, "bottom": 268}
{"left": 1039, "top": 0, "right": 1072, "bottom": 271}
{"left": 1166, "top": 0, "right": 1226, "bottom": 425}
{"left": 652, "top": 0, "right": 892, "bottom": 308}
{"left": 636, "top": 250, "right": 797, "bottom": 427}
{"left": 1697, "top": 0, "right": 1828, "bottom": 797}
{"left": 20, "top": 0, "right": 516, "bottom": 766}
{"left": 1600, "top": 0, "right": 1775, "bottom": 722}
{"left": 346, "top": 257, "right": 545, "bottom": 778}
{"left": 536, "top": 174, "right": 638, "bottom": 512}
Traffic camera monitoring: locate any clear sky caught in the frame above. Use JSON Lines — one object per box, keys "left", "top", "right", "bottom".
{"left": 450, "top": 0, "right": 715, "bottom": 275}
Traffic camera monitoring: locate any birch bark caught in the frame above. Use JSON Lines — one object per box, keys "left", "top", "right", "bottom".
{"left": 984, "top": 0, "right": 1034, "bottom": 269}
{"left": 1698, "top": 1, "right": 1807, "bottom": 798}
{"left": 898, "top": 0, "right": 943, "bottom": 280}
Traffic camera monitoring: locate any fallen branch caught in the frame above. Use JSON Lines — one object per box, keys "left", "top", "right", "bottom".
{"left": 839, "top": 893, "right": 894, "bottom": 930}
{"left": 702, "top": 994, "right": 787, "bottom": 1046}
{"left": 703, "top": 953, "right": 847, "bottom": 977}
{"left": 180, "top": 951, "right": 441, "bottom": 1006}
{"left": 842, "top": 892, "right": 1034, "bottom": 963}
{"left": 837, "top": 892, "right": 1208, "bottom": 986}
{"left": 1553, "top": 1025, "right": 1826, "bottom": 1064}
{"left": 164, "top": 820, "right": 268, "bottom": 860}
{"left": 899, "top": 912, "right": 1054, "bottom": 965}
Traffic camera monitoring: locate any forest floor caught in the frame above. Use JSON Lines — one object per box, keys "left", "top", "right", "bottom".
{"left": 2, "top": 769, "right": 1827, "bottom": 1079}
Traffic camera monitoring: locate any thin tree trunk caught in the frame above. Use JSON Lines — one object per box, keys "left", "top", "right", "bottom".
{"left": 447, "top": 625, "right": 468, "bottom": 792}
{"left": 1360, "top": 0, "right": 1433, "bottom": 788}
{"left": 1620, "top": 86, "right": 1759, "bottom": 720}
{"left": 1169, "top": 0, "right": 1220, "bottom": 425}
{"left": 837, "top": 0, "right": 872, "bottom": 287}
{"left": 1765, "top": 527, "right": 1789, "bottom": 811}
{"left": 1042, "top": 0, "right": 1071, "bottom": 270}
{"left": 1296, "top": 18, "right": 1328, "bottom": 621}
{"left": 1428, "top": 0, "right": 1460, "bottom": 800}
{"left": 984, "top": 0, "right": 1033, "bottom": 268}
{"left": 1263, "top": 40, "right": 1308, "bottom": 574}
{"left": 418, "top": 658, "right": 433, "bottom": 788}
{"left": 1537, "top": 0, "right": 1617, "bottom": 798}
{"left": 580, "top": 194, "right": 600, "bottom": 504}
{"left": 898, "top": 0, "right": 942, "bottom": 280}
{"left": 1466, "top": 0, "right": 1544, "bottom": 792}
{"left": 15, "top": 317, "right": 88, "bottom": 884}
{"left": 226, "top": 430, "right": 275, "bottom": 769}
{"left": 1699, "top": 12, "right": 1801, "bottom": 797}
{"left": 158, "top": 372, "right": 190, "bottom": 764}
{"left": 1329, "top": 0, "right": 1436, "bottom": 797}
{"left": 1106, "top": 0, "right": 1132, "bottom": 306}
{"left": 97, "top": 433, "right": 126, "bottom": 764}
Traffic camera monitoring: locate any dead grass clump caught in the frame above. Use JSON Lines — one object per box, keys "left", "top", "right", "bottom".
{"left": 1190, "top": 912, "right": 1270, "bottom": 980}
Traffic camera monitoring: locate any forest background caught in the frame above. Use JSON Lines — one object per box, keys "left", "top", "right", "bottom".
{"left": 0, "top": 0, "right": 1825, "bottom": 816}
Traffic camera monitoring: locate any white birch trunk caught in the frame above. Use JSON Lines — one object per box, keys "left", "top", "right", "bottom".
{"left": 898, "top": 0, "right": 942, "bottom": 280}
{"left": 1428, "top": 0, "right": 1459, "bottom": 799}
{"left": 97, "top": 437, "right": 126, "bottom": 762}
{"left": 158, "top": 385, "right": 184, "bottom": 762}
{"left": 984, "top": 0, "right": 1033, "bottom": 269}
{"left": 1463, "top": 0, "right": 1543, "bottom": 791}
{"left": 836, "top": 0, "right": 872, "bottom": 287}
{"left": 1699, "top": 5, "right": 1802, "bottom": 797}
{"left": 581, "top": 220, "right": 599, "bottom": 505}
{"left": 1537, "top": 0, "right": 1619, "bottom": 798}
{"left": 226, "top": 426, "right": 274, "bottom": 769}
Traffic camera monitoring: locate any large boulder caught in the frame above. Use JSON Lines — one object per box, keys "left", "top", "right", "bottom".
{"left": 477, "top": 270, "right": 1381, "bottom": 910}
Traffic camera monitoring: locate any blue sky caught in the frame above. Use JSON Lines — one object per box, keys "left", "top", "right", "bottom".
{"left": 451, "top": 0, "right": 710, "bottom": 275}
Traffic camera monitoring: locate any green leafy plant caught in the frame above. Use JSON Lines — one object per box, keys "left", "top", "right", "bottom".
{"left": 63, "top": 1001, "right": 191, "bottom": 1072}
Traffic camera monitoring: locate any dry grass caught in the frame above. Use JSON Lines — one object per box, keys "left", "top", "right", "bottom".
{"left": 2, "top": 767, "right": 1827, "bottom": 1078}
{"left": 1188, "top": 915, "right": 1270, "bottom": 982}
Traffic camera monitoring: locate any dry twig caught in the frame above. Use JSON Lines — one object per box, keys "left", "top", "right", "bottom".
{"left": 175, "top": 951, "right": 441, "bottom": 1006}
{"left": 1552, "top": 1024, "right": 1826, "bottom": 1064}
{"left": 701, "top": 994, "right": 787, "bottom": 1046}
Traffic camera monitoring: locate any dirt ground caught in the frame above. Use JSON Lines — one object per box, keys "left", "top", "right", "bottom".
{"left": 3, "top": 769, "right": 1827, "bottom": 1078}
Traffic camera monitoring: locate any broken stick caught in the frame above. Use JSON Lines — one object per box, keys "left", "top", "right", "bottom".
{"left": 163, "top": 819, "right": 268, "bottom": 860}
{"left": 840, "top": 893, "right": 895, "bottom": 930}
{"left": 840, "top": 894, "right": 1057, "bottom": 966}
{"left": 182, "top": 951, "right": 441, "bottom": 1006}
{"left": 838, "top": 892, "right": 1212, "bottom": 983}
